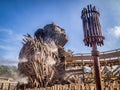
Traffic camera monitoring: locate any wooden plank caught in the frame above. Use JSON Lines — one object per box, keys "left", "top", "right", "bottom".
{"left": 66, "top": 50, "right": 120, "bottom": 61}
{"left": 1, "top": 83, "right": 4, "bottom": 90}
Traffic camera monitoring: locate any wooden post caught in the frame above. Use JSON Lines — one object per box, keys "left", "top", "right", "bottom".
{"left": 92, "top": 43, "right": 102, "bottom": 90}
{"left": 1, "top": 83, "right": 4, "bottom": 90}
{"left": 8, "top": 83, "right": 11, "bottom": 90}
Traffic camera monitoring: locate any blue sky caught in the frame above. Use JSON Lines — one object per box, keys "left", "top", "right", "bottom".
{"left": 0, "top": 0, "right": 120, "bottom": 65}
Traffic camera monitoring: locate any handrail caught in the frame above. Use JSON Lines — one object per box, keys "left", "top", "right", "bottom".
{"left": 73, "top": 48, "right": 120, "bottom": 56}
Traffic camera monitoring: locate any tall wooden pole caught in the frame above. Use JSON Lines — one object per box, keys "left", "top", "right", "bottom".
{"left": 92, "top": 43, "right": 102, "bottom": 90}
{"left": 81, "top": 5, "right": 105, "bottom": 90}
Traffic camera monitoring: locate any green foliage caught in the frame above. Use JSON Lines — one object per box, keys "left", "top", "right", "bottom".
{"left": 0, "top": 65, "right": 17, "bottom": 77}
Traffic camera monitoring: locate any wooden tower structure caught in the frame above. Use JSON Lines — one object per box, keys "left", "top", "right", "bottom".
{"left": 81, "top": 4, "right": 105, "bottom": 90}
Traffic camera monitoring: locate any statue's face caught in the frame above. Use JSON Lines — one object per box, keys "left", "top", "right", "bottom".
{"left": 52, "top": 26, "right": 68, "bottom": 46}
{"left": 34, "top": 25, "right": 68, "bottom": 46}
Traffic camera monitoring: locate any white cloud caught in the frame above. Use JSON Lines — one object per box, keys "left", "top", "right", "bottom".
{"left": 0, "top": 29, "right": 23, "bottom": 43}
{"left": 0, "top": 28, "right": 23, "bottom": 50}
{"left": 0, "top": 28, "right": 23, "bottom": 41}
{"left": 103, "top": 26, "right": 120, "bottom": 51}
{"left": 0, "top": 29, "right": 13, "bottom": 35}
{"left": 0, "top": 45, "right": 14, "bottom": 51}
{"left": 109, "top": 26, "right": 120, "bottom": 38}
{"left": 0, "top": 28, "right": 23, "bottom": 66}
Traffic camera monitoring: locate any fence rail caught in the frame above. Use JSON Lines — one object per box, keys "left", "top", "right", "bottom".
{"left": 0, "top": 82, "right": 120, "bottom": 90}
{"left": 73, "top": 48, "right": 120, "bottom": 56}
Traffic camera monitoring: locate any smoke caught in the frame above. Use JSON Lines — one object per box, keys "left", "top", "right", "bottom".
{"left": 48, "top": 41, "right": 58, "bottom": 66}
{"left": 19, "top": 58, "right": 28, "bottom": 63}
{"left": 42, "top": 40, "right": 58, "bottom": 66}
{"left": 14, "top": 73, "right": 28, "bottom": 84}
{"left": 49, "top": 41, "right": 58, "bottom": 53}
{"left": 47, "top": 56, "right": 56, "bottom": 66}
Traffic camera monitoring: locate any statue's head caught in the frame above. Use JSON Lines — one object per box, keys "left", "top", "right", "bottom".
{"left": 34, "top": 23, "right": 68, "bottom": 46}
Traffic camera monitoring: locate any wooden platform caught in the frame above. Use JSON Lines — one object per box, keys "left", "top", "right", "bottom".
{"left": 65, "top": 48, "right": 120, "bottom": 66}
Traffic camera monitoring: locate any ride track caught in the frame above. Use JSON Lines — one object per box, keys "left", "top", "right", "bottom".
{"left": 65, "top": 48, "right": 120, "bottom": 88}
{"left": 65, "top": 48, "right": 120, "bottom": 67}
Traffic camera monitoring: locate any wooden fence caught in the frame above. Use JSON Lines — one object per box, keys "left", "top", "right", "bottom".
{"left": 0, "top": 82, "right": 17, "bottom": 90}
{"left": 0, "top": 82, "right": 120, "bottom": 90}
